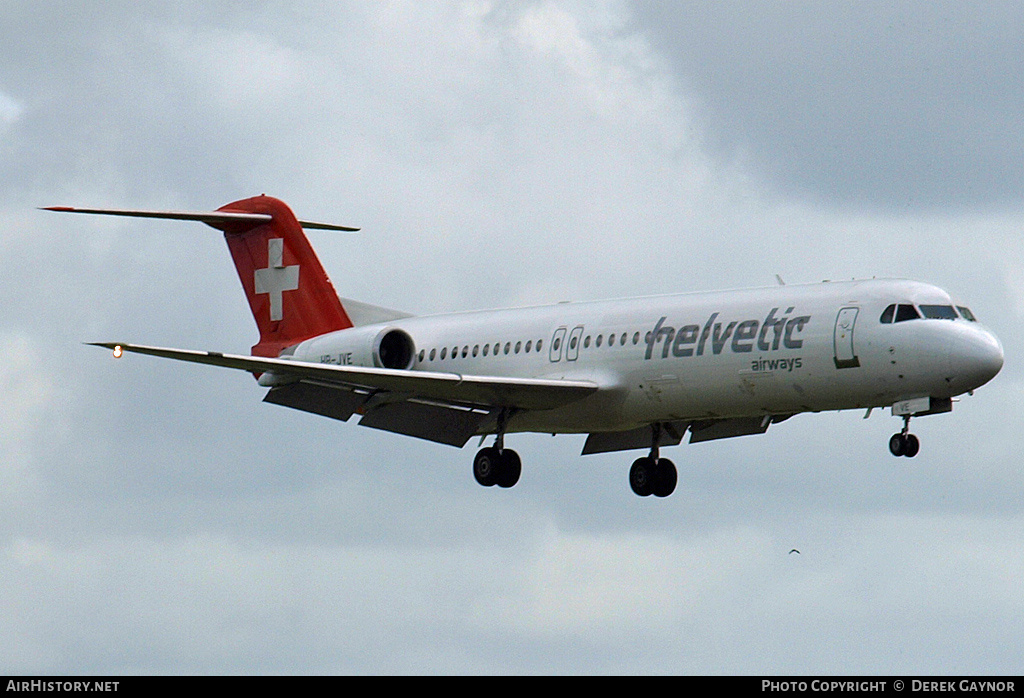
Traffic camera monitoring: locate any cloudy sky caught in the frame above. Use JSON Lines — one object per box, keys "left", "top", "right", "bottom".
{"left": 2, "top": 0, "right": 1022, "bottom": 674}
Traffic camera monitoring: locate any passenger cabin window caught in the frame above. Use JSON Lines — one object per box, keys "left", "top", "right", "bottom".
{"left": 920, "top": 304, "right": 958, "bottom": 320}
{"left": 894, "top": 304, "right": 921, "bottom": 323}
{"left": 957, "top": 306, "right": 977, "bottom": 322}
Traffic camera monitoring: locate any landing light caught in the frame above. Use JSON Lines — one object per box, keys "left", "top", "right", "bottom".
{"left": 113, "top": 345, "right": 123, "bottom": 359}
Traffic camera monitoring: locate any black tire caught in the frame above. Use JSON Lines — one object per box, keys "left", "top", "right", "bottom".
{"left": 630, "top": 457, "right": 655, "bottom": 497}
{"left": 903, "top": 434, "right": 920, "bottom": 458}
{"left": 889, "top": 433, "right": 906, "bottom": 457}
{"left": 497, "top": 449, "right": 522, "bottom": 488}
{"left": 653, "top": 458, "right": 677, "bottom": 498}
{"left": 474, "top": 447, "right": 501, "bottom": 487}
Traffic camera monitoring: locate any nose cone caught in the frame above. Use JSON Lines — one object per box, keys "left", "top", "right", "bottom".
{"left": 980, "top": 331, "right": 1005, "bottom": 383}
{"left": 955, "top": 327, "right": 1004, "bottom": 391}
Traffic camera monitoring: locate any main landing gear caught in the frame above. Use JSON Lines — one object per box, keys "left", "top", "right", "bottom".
{"left": 629, "top": 456, "right": 677, "bottom": 498}
{"left": 473, "top": 409, "right": 521, "bottom": 488}
{"left": 472, "top": 444, "right": 678, "bottom": 496}
{"left": 889, "top": 415, "right": 920, "bottom": 458}
{"left": 472, "top": 414, "right": 678, "bottom": 497}
{"left": 629, "top": 423, "right": 677, "bottom": 498}
{"left": 473, "top": 446, "right": 522, "bottom": 488}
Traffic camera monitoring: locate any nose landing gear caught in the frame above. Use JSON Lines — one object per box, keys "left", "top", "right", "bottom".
{"left": 889, "top": 416, "right": 920, "bottom": 458}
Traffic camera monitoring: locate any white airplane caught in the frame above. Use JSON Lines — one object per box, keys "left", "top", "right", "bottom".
{"left": 48, "top": 195, "right": 1004, "bottom": 497}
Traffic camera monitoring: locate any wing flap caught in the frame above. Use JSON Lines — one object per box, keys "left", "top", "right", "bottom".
{"left": 263, "top": 381, "right": 370, "bottom": 421}
{"left": 688, "top": 416, "right": 772, "bottom": 443}
{"left": 359, "top": 400, "right": 494, "bottom": 447}
{"left": 263, "top": 378, "right": 494, "bottom": 446}
{"left": 582, "top": 421, "right": 687, "bottom": 455}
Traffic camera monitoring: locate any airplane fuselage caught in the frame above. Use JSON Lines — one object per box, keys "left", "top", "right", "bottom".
{"left": 289, "top": 278, "right": 1003, "bottom": 437}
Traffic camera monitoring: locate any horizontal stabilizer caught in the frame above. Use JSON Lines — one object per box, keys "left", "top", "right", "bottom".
{"left": 42, "top": 206, "right": 359, "bottom": 231}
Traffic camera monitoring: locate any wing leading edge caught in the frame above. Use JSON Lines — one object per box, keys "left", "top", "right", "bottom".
{"left": 90, "top": 342, "right": 598, "bottom": 446}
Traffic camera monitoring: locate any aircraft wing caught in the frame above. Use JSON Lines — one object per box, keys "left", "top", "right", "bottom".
{"left": 90, "top": 342, "right": 599, "bottom": 446}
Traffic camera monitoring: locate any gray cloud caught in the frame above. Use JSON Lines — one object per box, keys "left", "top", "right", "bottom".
{"left": 629, "top": 0, "right": 1024, "bottom": 211}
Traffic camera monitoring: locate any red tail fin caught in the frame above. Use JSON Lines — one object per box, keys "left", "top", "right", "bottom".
{"left": 209, "top": 195, "right": 353, "bottom": 357}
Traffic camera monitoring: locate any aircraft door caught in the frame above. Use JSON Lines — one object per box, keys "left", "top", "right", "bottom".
{"left": 549, "top": 327, "right": 567, "bottom": 362}
{"left": 833, "top": 307, "right": 861, "bottom": 369}
{"left": 566, "top": 326, "right": 584, "bottom": 361}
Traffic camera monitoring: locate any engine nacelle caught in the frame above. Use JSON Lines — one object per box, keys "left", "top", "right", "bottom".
{"left": 288, "top": 325, "right": 417, "bottom": 371}
{"left": 371, "top": 327, "right": 417, "bottom": 370}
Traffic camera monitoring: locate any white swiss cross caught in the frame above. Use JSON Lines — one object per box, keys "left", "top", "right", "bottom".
{"left": 254, "top": 238, "right": 299, "bottom": 321}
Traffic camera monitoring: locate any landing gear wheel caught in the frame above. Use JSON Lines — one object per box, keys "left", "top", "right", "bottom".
{"left": 889, "top": 433, "right": 906, "bottom": 457}
{"left": 474, "top": 447, "right": 522, "bottom": 488}
{"left": 889, "top": 433, "right": 920, "bottom": 458}
{"left": 653, "top": 458, "right": 677, "bottom": 498}
{"left": 630, "top": 456, "right": 678, "bottom": 498}
{"left": 497, "top": 449, "right": 521, "bottom": 488}
{"left": 902, "top": 434, "right": 920, "bottom": 458}
{"left": 630, "top": 457, "right": 656, "bottom": 497}
{"left": 474, "top": 447, "right": 501, "bottom": 487}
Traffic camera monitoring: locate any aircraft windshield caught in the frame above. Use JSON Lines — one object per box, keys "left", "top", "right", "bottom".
{"left": 882, "top": 303, "right": 979, "bottom": 323}
{"left": 894, "top": 304, "right": 921, "bottom": 322}
{"left": 957, "top": 306, "right": 978, "bottom": 322}
{"left": 919, "top": 304, "right": 958, "bottom": 320}
{"left": 880, "top": 304, "right": 923, "bottom": 323}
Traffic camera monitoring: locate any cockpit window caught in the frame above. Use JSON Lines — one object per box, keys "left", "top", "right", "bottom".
{"left": 880, "top": 304, "right": 896, "bottom": 323}
{"left": 919, "top": 304, "right": 958, "bottom": 320}
{"left": 957, "top": 306, "right": 977, "bottom": 322}
{"left": 894, "top": 304, "right": 921, "bottom": 323}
